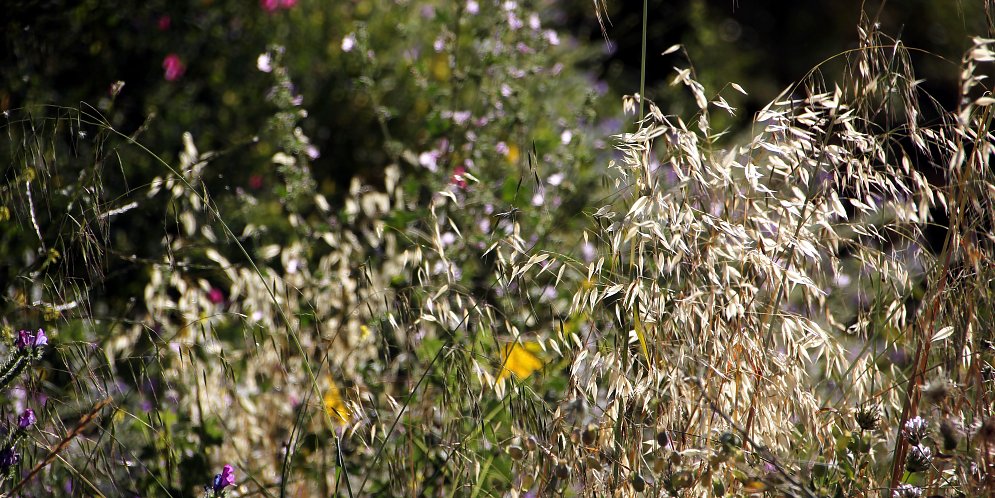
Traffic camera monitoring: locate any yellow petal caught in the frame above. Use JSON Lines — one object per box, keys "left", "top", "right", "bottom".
{"left": 497, "top": 342, "right": 544, "bottom": 382}
{"left": 323, "top": 378, "right": 350, "bottom": 425}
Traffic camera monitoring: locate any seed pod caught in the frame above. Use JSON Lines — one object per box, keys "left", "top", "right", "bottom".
{"left": 555, "top": 463, "right": 570, "bottom": 479}
{"left": 940, "top": 419, "right": 959, "bottom": 451}
{"left": 923, "top": 380, "right": 950, "bottom": 405}
{"left": 979, "top": 418, "right": 995, "bottom": 443}
{"left": 569, "top": 428, "right": 581, "bottom": 445}
{"left": 718, "top": 432, "right": 742, "bottom": 449}
{"left": 631, "top": 473, "right": 646, "bottom": 492}
{"left": 656, "top": 430, "right": 670, "bottom": 448}
{"left": 507, "top": 445, "right": 525, "bottom": 460}
{"left": 855, "top": 405, "right": 880, "bottom": 431}
{"left": 582, "top": 424, "right": 598, "bottom": 446}
{"left": 525, "top": 436, "right": 538, "bottom": 451}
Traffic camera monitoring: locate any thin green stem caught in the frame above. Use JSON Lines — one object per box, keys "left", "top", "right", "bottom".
{"left": 638, "top": 0, "right": 648, "bottom": 121}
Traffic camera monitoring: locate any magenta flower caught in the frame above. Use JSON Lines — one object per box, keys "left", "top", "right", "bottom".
{"left": 451, "top": 165, "right": 468, "bottom": 189}
{"left": 207, "top": 288, "right": 224, "bottom": 305}
{"left": 156, "top": 15, "right": 171, "bottom": 31}
{"left": 279, "top": 0, "right": 298, "bottom": 8}
{"left": 15, "top": 329, "right": 47, "bottom": 350}
{"left": 260, "top": 0, "right": 279, "bottom": 12}
{"left": 17, "top": 409, "right": 36, "bottom": 429}
{"left": 213, "top": 464, "right": 235, "bottom": 493}
{"left": 162, "top": 54, "right": 185, "bottom": 81}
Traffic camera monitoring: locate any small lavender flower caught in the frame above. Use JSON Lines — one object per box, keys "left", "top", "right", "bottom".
{"left": 18, "top": 409, "right": 36, "bottom": 429}
{"left": 213, "top": 464, "right": 235, "bottom": 493}
{"left": 892, "top": 483, "right": 923, "bottom": 498}
{"left": 452, "top": 111, "right": 471, "bottom": 126}
{"left": 902, "top": 416, "right": 928, "bottom": 445}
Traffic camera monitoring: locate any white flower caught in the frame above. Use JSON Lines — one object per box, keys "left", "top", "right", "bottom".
{"left": 418, "top": 151, "right": 439, "bottom": 172}
{"left": 256, "top": 53, "right": 273, "bottom": 73}
{"left": 528, "top": 13, "right": 541, "bottom": 31}
{"left": 560, "top": 130, "right": 573, "bottom": 144}
{"left": 341, "top": 33, "right": 356, "bottom": 52}
{"left": 545, "top": 30, "right": 560, "bottom": 46}
{"left": 466, "top": 0, "right": 479, "bottom": 15}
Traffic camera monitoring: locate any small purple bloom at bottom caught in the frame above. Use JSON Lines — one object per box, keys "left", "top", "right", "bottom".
{"left": 0, "top": 448, "right": 20, "bottom": 469}
{"left": 213, "top": 464, "right": 235, "bottom": 492}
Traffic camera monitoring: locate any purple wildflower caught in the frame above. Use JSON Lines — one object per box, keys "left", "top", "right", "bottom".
{"left": 18, "top": 409, "right": 36, "bottom": 429}
{"left": 15, "top": 329, "right": 47, "bottom": 350}
{"left": 903, "top": 416, "right": 928, "bottom": 445}
{"left": 893, "top": 484, "right": 923, "bottom": 498}
{"left": 213, "top": 464, "right": 235, "bottom": 493}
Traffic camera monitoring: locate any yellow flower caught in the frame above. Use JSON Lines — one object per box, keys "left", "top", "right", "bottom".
{"left": 506, "top": 144, "right": 520, "bottom": 164}
{"left": 497, "top": 342, "right": 544, "bottom": 382}
{"left": 323, "top": 377, "right": 350, "bottom": 425}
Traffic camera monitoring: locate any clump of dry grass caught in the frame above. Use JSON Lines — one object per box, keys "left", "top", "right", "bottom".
{"left": 495, "top": 21, "right": 995, "bottom": 497}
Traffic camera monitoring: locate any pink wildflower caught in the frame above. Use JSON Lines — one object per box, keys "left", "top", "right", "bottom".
{"left": 162, "top": 54, "right": 185, "bottom": 82}
{"left": 451, "top": 165, "right": 468, "bottom": 189}
{"left": 207, "top": 288, "right": 224, "bottom": 305}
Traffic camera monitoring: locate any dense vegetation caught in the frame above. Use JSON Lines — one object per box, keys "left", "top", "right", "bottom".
{"left": 2, "top": 1, "right": 995, "bottom": 496}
